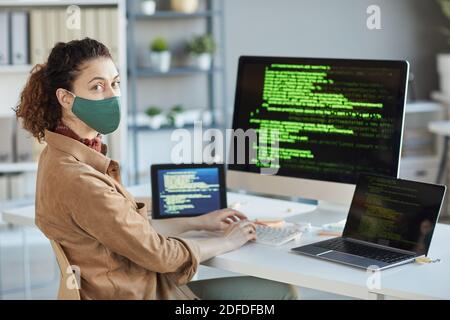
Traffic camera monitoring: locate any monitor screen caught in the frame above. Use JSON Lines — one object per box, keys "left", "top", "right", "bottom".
{"left": 228, "top": 56, "right": 409, "bottom": 185}
{"left": 151, "top": 164, "right": 227, "bottom": 219}
{"left": 344, "top": 174, "right": 445, "bottom": 255}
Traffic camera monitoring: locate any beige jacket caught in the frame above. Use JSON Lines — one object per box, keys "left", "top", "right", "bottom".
{"left": 35, "top": 130, "right": 200, "bottom": 300}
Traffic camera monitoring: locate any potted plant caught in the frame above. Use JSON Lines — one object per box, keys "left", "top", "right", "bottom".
{"left": 437, "top": 0, "right": 450, "bottom": 96}
{"left": 170, "top": 0, "right": 199, "bottom": 14}
{"left": 141, "top": 0, "right": 156, "bottom": 15}
{"left": 167, "top": 104, "right": 185, "bottom": 128}
{"left": 186, "top": 34, "right": 216, "bottom": 70}
{"left": 149, "top": 37, "right": 171, "bottom": 73}
{"left": 145, "top": 106, "right": 165, "bottom": 129}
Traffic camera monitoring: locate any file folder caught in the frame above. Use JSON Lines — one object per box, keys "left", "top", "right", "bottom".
{"left": 0, "top": 11, "right": 10, "bottom": 65}
{"left": 15, "top": 119, "right": 33, "bottom": 162}
{"left": 30, "top": 9, "right": 46, "bottom": 65}
{"left": 11, "top": 11, "right": 29, "bottom": 65}
{"left": 0, "top": 117, "right": 14, "bottom": 162}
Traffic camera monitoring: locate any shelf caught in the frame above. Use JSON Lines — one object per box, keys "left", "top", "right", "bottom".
{"left": 400, "top": 155, "right": 440, "bottom": 164}
{"left": 429, "top": 121, "right": 450, "bottom": 136}
{"left": 127, "top": 0, "right": 226, "bottom": 184}
{"left": 0, "top": 0, "right": 119, "bottom": 6}
{"left": 0, "top": 162, "right": 38, "bottom": 174}
{"left": 0, "top": 65, "right": 32, "bottom": 74}
{"left": 128, "top": 123, "right": 217, "bottom": 132}
{"left": 131, "top": 11, "right": 220, "bottom": 20}
{"left": 133, "top": 66, "right": 222, "bottom": 77}
{"left": 431, "top": 91, "right": 450, "bottom": 104}
{"left": 405, "top": 101, "right": 443, "bottom": 114}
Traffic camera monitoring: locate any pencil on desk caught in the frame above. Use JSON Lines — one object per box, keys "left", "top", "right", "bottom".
{"left": 317, "top": 230, "right": 342, "bottom": 237}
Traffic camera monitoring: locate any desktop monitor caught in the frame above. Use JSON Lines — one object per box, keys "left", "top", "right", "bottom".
{"left": 151, "top": 163, "right": 227, "bottom": 219}
{"left": 227, "top": 56, "right": 409, "bottom": 209}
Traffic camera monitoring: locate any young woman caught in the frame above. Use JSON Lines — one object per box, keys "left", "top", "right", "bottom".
{"left": 15, "top": 38, "right": 298, "bottom": 300}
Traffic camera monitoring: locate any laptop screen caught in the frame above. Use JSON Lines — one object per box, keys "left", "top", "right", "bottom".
{"left": 151, "top": 164, "right": 227, "bottom": 218}
{"left": 343, "top": 174, "right": 446, "bottom": 255}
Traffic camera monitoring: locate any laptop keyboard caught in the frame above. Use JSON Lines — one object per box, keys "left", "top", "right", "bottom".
{"left": 317, "top": 238, "right": 414, "bottom": 264}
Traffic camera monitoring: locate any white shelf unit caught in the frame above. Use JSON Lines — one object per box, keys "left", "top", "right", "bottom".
{"left": 0, "top": 0, "right": 120, "bottom": 6}
{"left": 0, "top": 0, "right": 129, "bottom": 183}
{"left": 0, "top": 65, "right": 33, "bottom": 73}
{"left": 432, "top": 91, "right": 450, "bottom": 105}
{"left": 399, "top": 101, "right": 445, "bottom": 184}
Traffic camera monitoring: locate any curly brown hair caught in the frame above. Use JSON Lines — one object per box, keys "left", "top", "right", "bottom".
{"left": 15, "top": 38, "right": 112, "bottom": 142}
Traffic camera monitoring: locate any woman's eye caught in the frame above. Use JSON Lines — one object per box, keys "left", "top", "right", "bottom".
{"left": 92, "top": 84, "right": 103, "bottom": 91}
{"left": 112, "top": 81, "right": 121, "bottom": 88}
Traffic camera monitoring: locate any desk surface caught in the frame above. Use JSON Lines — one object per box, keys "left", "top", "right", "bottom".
{"left": 369, "top": 225, "right": 450, "bottom": 300}
{"left": 3, "top": 184, "right": 450, "bottom": 300}
{"left": 0, "top": 162, "right": 38, "bottom": 173}
{"left": 0, "top": 185, "right": 319, "bottom": 227}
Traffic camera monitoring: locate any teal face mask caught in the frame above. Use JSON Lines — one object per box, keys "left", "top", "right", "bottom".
{"left": 67, "top": 90, "right": 121, "bottom": 135}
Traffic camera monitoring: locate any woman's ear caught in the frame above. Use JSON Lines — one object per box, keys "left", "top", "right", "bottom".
{"left": 56, "top": 88, "right": 74, "bottom": 111}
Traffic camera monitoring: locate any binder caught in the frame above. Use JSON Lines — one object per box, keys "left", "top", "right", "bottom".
{"left": 58, "top": 8, "right": 69, "bottom": 43}
{"left": 0, "top": 117, "right": 14, "bottom": 162}
{"left": 52, "top": 9, "right": 62, "bottom": 47}
{"left": 30, "top": 9, "right": 46, "bottom": 65}
{"left": 44, "top": 9, "right": 58, "bottom": 58}
{"left": 64, "top": 6, "right": 82, "bottom": 42}
{"left": 97, "top": 8, "right": 112, "bottom": 52}
{"left": 10, "top": 11, "right": 29, "bottom": 65}
{"left": 109, "top": 8, "right": 119, "bottom": 63}
{"left": 15, "top": 119, "right": 33, "bottom": 162}
{"left": 0, "top": 11, "right": 10, "bottom": 65}
{"left": 83, "top": 8, "right": 98, "bottom": 39}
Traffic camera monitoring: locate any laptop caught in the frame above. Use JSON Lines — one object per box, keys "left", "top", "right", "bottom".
{"left": 150, "top": 163, "right": 227, "bottom": 219}
{"left": 291, "top": 174, "right": 446, "bottom": 270}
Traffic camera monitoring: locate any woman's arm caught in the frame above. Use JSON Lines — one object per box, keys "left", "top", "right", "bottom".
{"left": 194, "top": 221, "right": 256, "bottom": 262}
{"left": 149, "top": 208, "right": 248, "bottom": 237}
{"left": 150, "top": 212, "right": 256, "bottom": 262}
{"left": 149, "top": 217, "right": 201, "bottom": 237}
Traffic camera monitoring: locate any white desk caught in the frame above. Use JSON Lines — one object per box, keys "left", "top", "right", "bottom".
{"left": 0, "top": 162, "right": 38, "bottom": 202}
{"left": 368, "top": 225, "right": 450, "bottom": 300}
{"left": 429, "top": 121, "right": 450, "bottom": 185}
{"left": 0, "top": 162, "right": 37, "bottom": 174}
{"left": 3, "top": 184, "right": 450, "bottom": 300}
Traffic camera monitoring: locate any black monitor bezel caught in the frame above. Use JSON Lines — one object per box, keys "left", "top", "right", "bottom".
{"left": 151, "top": 163, "right": 228, "bottom": 219}
{"left": 228, "top": 55, "right": 409, "bottom": 185}
{"left": 343, "top": 173, "right": 446, "bottom": 256}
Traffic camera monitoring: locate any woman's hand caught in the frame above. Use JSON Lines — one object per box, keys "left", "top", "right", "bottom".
{"left": 194, "top": 220, "right": 257, "bottom": 262}
{"left": 222, "top": 220, "right": 257, "bottom": 251}
{"left": 195, "top": 208, "right": 249, "bottom": 232}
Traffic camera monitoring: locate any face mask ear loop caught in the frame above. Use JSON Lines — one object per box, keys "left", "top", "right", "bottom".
{"left": 64, "top": 89, "right": 76, "bottom": 99}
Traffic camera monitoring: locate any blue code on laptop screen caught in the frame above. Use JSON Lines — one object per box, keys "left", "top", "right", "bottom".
{"left": 157, "top": 167, "right": 222, "bottom": 216}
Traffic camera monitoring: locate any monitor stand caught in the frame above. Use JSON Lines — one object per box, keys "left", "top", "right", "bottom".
{"left": 285, "top": 200, "right": 350, "bottom": 227}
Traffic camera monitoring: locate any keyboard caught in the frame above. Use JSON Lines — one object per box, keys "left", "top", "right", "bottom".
{"left": 316, "top": 238, "right": 414, "bottom": 264}
{"left": 255, "top": 224, "right": 302, "bottom": 246}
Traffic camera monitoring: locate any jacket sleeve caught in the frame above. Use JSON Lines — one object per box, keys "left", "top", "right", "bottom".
{"left": 67, "top": 171, "right": 200, "bottom": 285}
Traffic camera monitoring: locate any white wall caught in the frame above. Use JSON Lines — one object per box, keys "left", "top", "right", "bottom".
{"left": 133, "top": 0, "right": 450, "bottom": 182}
{"left": 223, "top": 0, "right": 449, "bottom": 122}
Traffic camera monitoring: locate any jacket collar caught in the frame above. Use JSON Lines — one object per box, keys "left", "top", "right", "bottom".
{"left": 44, "top": 129, "right": 111, "bottom": 174}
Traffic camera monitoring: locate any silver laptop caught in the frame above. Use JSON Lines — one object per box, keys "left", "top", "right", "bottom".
{"left": 291, "top": 174, "right": 446, "bottom": 270}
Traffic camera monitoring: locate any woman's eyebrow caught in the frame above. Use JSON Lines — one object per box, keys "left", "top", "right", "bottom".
{"left": 88, "top": 76, "right": 106, "bottom": 84}
{"left": 88, "top": 74, "right": 120, "bottom": 83}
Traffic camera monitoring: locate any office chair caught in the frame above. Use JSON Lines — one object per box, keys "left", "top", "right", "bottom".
{"left": 50, "top": 240, "right": 81, "bottom": 300}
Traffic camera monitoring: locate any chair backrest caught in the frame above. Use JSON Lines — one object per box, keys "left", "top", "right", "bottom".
{"left": 50, "top": 240, "right": 81, "bottom": 300}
